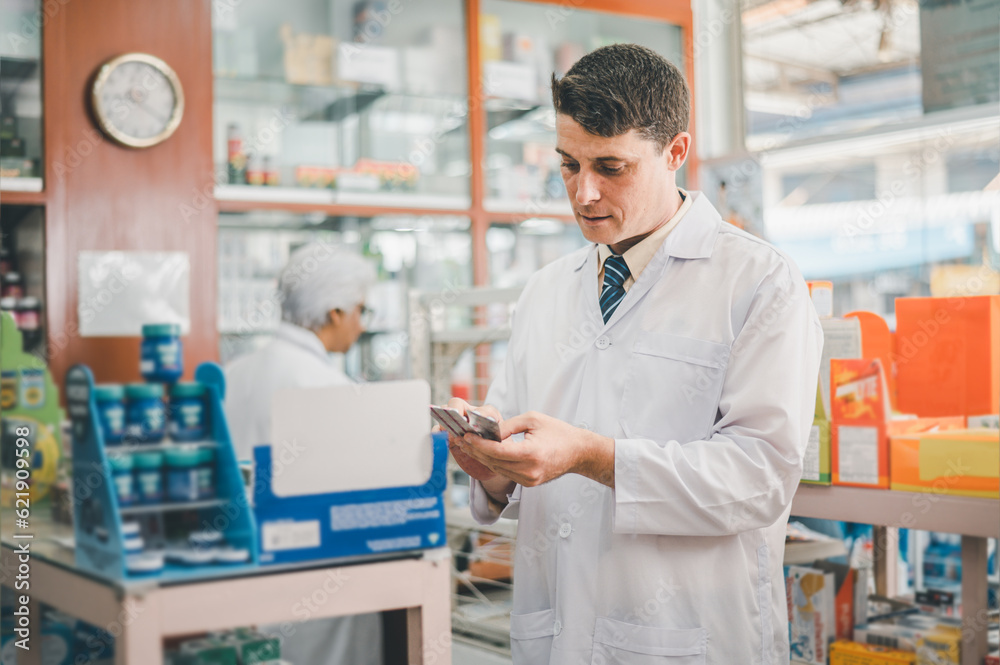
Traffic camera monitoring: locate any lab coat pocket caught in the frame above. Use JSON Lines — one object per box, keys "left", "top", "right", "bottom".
{"left": 592, "top": 617, "right": 707, "bottom": 664}
{"left": 619, "top": 332, "right": 729, "bottom": 444}
{"left": 510, "top": 608, "right": 556, "bottom": 662}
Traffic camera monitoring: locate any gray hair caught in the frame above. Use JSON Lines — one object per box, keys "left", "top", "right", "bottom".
{"left": 277, "top": 242, "right": 376, "bottom": 330}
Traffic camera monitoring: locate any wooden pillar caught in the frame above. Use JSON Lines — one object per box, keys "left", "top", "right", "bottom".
{"left": 42, "top": 0, "right": 218, "bottom": 390}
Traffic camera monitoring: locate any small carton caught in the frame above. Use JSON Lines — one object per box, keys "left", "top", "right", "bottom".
{"left": 890, "top": 429, "right": 999, "bottom": 499}
{"left": 802, "top": 381, "right": 831, "bottom": 485}
{"left": 830, "top": 640, "right": 916, "bottom": 664}
{"left": 808, "top": 281, "right": 834, "bottom": 318}
{"left": 831, "top": 359, "right": 891, "bottom": 488}
{"left": 915, "top": 626, "right": 961, "bottom": 665}
{"left": 788, "top": 566, "right": 836, "bottom": 665}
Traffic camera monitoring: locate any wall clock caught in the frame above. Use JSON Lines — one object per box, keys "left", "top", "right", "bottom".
{"left": 91, "top": 52, "right": 184, "bottom": 148}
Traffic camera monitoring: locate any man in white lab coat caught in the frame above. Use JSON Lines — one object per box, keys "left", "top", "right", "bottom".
{"left": 224, "top": 241, "right": 382, "bottom": 665}
{"left": 448, "top": 45, "right": 823, "bottom": 664}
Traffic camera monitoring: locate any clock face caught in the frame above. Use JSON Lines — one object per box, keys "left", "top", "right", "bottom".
{"left": 91, "top": 53, "right": 184, "bottom": 148}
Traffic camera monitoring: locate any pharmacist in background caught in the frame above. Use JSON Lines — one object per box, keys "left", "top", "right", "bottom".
{"left": 447, "top": 45, "right": 823, "bottom": 664}
{"left": 224, "top": 241, "right": 380, "bottom": 665}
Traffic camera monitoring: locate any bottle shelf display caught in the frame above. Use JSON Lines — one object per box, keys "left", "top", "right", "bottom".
{"left": 67, "top": 363, "right": 258, "bottom": 583}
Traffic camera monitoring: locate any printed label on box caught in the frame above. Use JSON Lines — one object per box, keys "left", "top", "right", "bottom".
{"left": 261, "top": 520, "right": 321, "bottom": 552}
{"left": 803, "top": 425, "right": 821, "bottom": 481}
{"left": 838, "top": 425, "right": 879, "bottom": 485}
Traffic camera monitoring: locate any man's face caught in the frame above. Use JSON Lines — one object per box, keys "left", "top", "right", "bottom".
{"left": 555, "top": 114, "right": 688, "bottom": 250}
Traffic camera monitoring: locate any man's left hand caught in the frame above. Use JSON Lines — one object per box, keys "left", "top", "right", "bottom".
{"left": 454, "top": 411, "right": 616, "bottom": 488}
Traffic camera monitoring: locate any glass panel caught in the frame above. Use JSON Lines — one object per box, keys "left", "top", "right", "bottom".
{"left": 212, "top": 0, "right": 469, "bottom": 204}
{"left": 0, "top": 0, "right": 43, "bottom": 186}
{"left": 480, "top": 1, "right": 684, "bottom": 213}
{"left": 0, "top": 205, "right": 45, "bottom": 354}
{"left": 731, "top": 0, "right": 1000, "bottom": 319}
{"left": 759, "top": 120, "right": 1000, "bottom": 323}
{"left": 487, "top": 218, "right": 587, "bottom": 288}
{"left": 217, "top": 212, "right": 472, "bottom": 379}
{"left": 741, "top": 0, "right": 1000, "bottom": 149}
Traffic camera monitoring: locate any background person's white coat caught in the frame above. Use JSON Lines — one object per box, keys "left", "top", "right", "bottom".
{"left": 471, "top": 192, "right": 824, "bottom": 664}
{"left": 224, "top": 321, "right": 383, "bottom": 665}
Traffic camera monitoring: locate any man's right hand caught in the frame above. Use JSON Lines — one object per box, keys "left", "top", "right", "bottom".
{"left": 444, "top": 398, "right": 515, "bottom": 501}
{"left": 445, "top": 398, "right": 500, "bottom": 481}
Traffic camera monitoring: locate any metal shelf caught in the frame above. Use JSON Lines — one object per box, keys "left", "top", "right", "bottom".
{"left": 109, "top": 440, "right": 218, "bottom": 454}
{"left": 430, "top": 327, "right": 511, "bottom": 345}
{"left": 791, "top": 484, "right": 999, "bottom": 539}
{"left": 119, "top": 499, "right": 228, "bottom": 516}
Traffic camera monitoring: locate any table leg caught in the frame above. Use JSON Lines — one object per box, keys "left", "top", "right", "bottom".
{"left": 419, "top": 555, "right": 453, "bottom": 665}
{"left": 961, "top": 536, "right": 988, "bottom": 665}
{"left": 116, "top": 593, "right": 163, "bottom": 665}
{"left": 873, "top": 525, "right": 898, "bottom": 598}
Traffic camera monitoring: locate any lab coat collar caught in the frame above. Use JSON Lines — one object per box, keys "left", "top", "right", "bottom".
{"left": 274, "top": 321, "right": 332, "bottom": 362}
{"left": 573, "top": 190, "right": 720, "bottom": 272}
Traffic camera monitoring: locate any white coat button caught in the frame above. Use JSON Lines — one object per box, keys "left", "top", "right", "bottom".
{"left": 558, "top": 523, "right": 572, "bottom": 538}
{"left": 553, "top": 620, "right": 562, "bottom": 636}
{"left": 595, "top": 336, "right": 610, "bottom": 350}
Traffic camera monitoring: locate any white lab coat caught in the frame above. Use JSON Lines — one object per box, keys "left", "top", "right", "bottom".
{"left": 471, "top": 191, "right": 823, "bottom": 665}
{"left": 224, "top": 322, "right": 383, "bottom": 665}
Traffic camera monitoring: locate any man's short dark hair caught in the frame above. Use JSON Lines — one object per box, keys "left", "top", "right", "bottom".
{"left": 551, "top": 43, "right": 689, "bottom": 151}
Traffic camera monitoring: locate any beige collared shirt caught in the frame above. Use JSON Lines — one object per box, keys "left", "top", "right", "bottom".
{"left": 597, "top": 188, "right": 692, "bottom": 294}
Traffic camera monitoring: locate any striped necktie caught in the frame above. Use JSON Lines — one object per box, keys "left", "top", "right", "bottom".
{"left": 600, "top": 253, "right": 631, "bottom": 323}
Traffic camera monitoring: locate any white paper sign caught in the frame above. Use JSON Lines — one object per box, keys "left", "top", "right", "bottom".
{"left": 483, "top": 60, "right": 538, "bottom": 102}
{"left": 269, "top": 380, "right": 433, "bottom": 497}
{"left": 337, "top": 43, "right": 400, "bottom": 89}
{"left": 77, "top": 251, "right": 190, "bottom": 337}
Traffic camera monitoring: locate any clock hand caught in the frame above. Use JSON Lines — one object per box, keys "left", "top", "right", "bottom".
{"left": 131, "top": 99, "right": 170, "bottom": 126}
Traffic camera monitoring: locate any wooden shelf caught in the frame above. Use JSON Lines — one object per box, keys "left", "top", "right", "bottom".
{"left": 1, "top": 178, "right": 45, "bottom": 205}
{"left": 791, "top": 484, "right": 999, "bottom": 539}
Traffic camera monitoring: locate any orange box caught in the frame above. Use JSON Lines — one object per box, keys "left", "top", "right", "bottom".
{"left": 831, "top": 359, "right": 891, "bottom": 488}
{"left": 894, "top": 295, "right": 1000, "bottom": 417}
{"left": 890, "top": 429, "right": 999, "bottom": 499}
{"left": 886, "top": 416, "right": 966, "bottom": 437}
{"left": 829, "top": 640, "right": 916, "bottom": 664}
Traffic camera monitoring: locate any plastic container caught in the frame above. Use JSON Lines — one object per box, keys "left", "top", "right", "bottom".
{"left": 140, "top": 323, "right": 183, "bottom": 383}
{"left": 123, "top": 534, "right": 144, "bottom": 554}
{"left": 94, "top": 384, "right": 126, "bottom": 444}
{"left": 125, "top": 383, "right": 165, "bottom": 443}
{"left": 108, "top": 455, "right": 136, "bottom": 506}
{"left": 125, "top": 552, "right": 164, "bottom": 575}
{"left": 196, "top": 447, "right": 215, "bottom": 500}
{"left": 165, "top": 447, "right": 201, "bottom": 502}
{"left": 169, "top": 382, "right": 207, "bottom": 441}
{"left": 133, "top": 451, "right": 164, "bottom": 504}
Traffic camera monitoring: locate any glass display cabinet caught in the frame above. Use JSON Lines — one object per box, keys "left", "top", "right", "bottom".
{"left": 212, "top": 0, "right": 469, "bottom": 208}
{"left": 0, "top": 0, "right": 43, "bottom": 192}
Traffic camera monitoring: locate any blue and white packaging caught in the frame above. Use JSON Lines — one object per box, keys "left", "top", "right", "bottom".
{"left": 253, "top": 380, "right": 447, "bottom": 565}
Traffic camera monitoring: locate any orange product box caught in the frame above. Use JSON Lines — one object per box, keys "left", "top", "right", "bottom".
{"left": 890, "top": 429, "right": 999, "bottom": 499}
{"left": 831, "top": 358, "right": 891, "bottom": 488}
{"left": 829, "top": 640, "right": 916, "bottom": 665}
{"left": 894, "top": 295, "right": 1000, "bottom": 418}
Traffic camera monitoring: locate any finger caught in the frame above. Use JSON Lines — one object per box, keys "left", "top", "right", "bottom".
{"left": 462, "top": 432, "right": 530, "bottom": 464}
{"left": 477, "top": 404, "right": 503, "bottom": 423}
{"left": 499, "top": 412, "right": 543, "bottom": 440}
{"left": 446, "top": 397, "right": 471, "bottom": 415}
